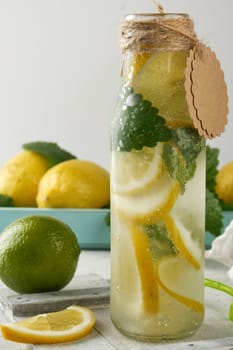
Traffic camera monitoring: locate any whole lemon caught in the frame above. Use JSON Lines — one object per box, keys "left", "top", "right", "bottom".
{"left": 0, "top": 215, "right": 80, "bottom": 293}
{"left": 0, "top": 150, "right": 50, "bottom": 207}
{"left": 216, "top": 162, "right": 233, "bottom": 204}
{"left": 36, "top": 159, "right": 110, "bottom": 208}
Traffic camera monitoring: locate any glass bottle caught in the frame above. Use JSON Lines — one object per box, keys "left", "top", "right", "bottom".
{"left": 110, "top": 13, "right": 205, "bottom": 341}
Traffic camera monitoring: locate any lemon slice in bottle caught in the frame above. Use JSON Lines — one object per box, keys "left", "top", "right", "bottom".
{"left": 111, "top": 143, "right": 163, "bottom": 195}
{"left": 129, "top": 222, "right": 158, "bottom": 313}
{"left": 164, "top": 214, "right": 203, "bottom": 269}
{"left": 113, "top": 169, "right": 180, "bottom": 224}
{"left": 157, "top": 255, "right": 204, "bottom": 313}
{"left": 123, "top": 52, "right": 151, "bottom": 82}
{"left": 132, "top": 51, "right": 193, "bottom": 127}
{"left": 111, "top": 215, "right": 158, "bottom": 314}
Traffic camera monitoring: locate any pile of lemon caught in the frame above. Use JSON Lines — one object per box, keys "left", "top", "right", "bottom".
{"left": 0, "top": 143, "right": 110, "bottom": 209}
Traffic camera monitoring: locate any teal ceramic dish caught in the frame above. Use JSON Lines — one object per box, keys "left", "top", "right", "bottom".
{"left": 0, "top": 209, "right": 231, "bottom": 250}
{"left": 0, "top": 208, "right": 110, "bottom": 250}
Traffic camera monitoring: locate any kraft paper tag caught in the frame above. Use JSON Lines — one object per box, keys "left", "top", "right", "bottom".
{"left": 185, "top": 43, "right": 228, "bottom": 139}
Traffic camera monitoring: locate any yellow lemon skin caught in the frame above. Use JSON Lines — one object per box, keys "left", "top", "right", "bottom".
{"left": 0, "top": 306, "right": 95, "bottom": 345}
{"left": 216, "top": 162, "right": 233, "bottom": 204}
{"left": 37, "top": 159, "right": 110, "bottom": 208}
{"left": 0, "top": 150, "right": 50, "bottom": 207}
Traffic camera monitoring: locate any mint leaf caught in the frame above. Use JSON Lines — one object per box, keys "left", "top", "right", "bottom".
{"left": 163, "top": 143, "right": 187, "bottom": 193}
{"left": 173, "top": 128, "right": 205, "bottom": 164}
{"left": 112, "top": 85, "right": 171, "bottom": 151}
{"left": 23, "top": 142, "right": 76, "bottom": 167}
{"left": 206, "top": 145, "right": 219, "bottom": 193}
{"left": 0, "top": 194, "right": 14, "bottom": 207}
{"left": 205, "top": 145, "right": 223, "bottom": 235}
{"left": 104, "top": 212, "right": 110, "bottom": 227}
{"left": 206, "top": 188, "right": 223, "bottom": 236}
{"left": 163, "top": 128, "right": 205, "bottom": 193}
{"left": 144, "top": 223, "right": 176, "bottom": 260}
{"left": 219, "top": 201, "right": 233, "bottom": 211}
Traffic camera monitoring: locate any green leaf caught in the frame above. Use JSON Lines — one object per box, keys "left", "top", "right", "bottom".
{"left": 163, "top": 143, "right": 186, "bottom": 193}
{"left": 205, "top": 188, "right": 223, "bottom": 236}
{"left": 163, "top": 128, "right": 205, "bottom": 193}
{"left": 219, "top": 200, "right": 233, "bottom": 211}
{"left": 104, "top": 212, "right": 110, "bottom": 227}
{"left": 173, "top": 128, "right": 205, "bottom": 164}
{"left": 23, "top": 141, "right": 76, "bottom": 167}
{"left": 206, "top": 145, "right": 219, "bottom": 193}
{"left": 112, "top": 85, "right": 172, "bottom": 151}
{"left": 144, "top": 223, "right": 176, "bottom": 260}
{"left": 0, "top": 194, "right": 14, "bottom": 207}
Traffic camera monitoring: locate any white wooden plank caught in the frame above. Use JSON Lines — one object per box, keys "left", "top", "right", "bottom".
{"left": 33, "top": 330, "right": 116, "bottom": 350}
{"left": 0, "top": 338, "right": 33, "bottom": 350}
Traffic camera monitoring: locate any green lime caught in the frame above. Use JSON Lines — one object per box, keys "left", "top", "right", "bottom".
{"left": 0, "top": 215, "right": 80, "bottom": 293}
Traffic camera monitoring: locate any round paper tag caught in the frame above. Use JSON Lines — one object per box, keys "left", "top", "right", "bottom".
{"left": 185, "top": 43, "right": 228, "bottom": 138}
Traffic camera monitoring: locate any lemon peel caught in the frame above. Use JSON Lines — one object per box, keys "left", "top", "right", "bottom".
{"left": 0, "top": 150, "right": 50, "bottom": 207}
{"left": 129, "top": 222, "right": 158, "bottom": 313}
{"left": 132, "top": 51, "right": 193, "bottom": 128}
{"left": 37, "top": 159, "right": 110, "bottom": 208}
{"left": 0, "top": 306, "right": 95, "bottom": 344}
{"left": 164, "top": 214, "right": 202, "bottom": 269}
{"left": 111, "top": 143, "right": 163, "bottom": 195}
{"left": 114, "top": 170, "right": 180, "bottom": 224}
{"left": 157, "top": 256, "right": 204, "bottom": 313}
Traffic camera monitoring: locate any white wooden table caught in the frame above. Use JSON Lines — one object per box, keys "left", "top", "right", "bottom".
{"left": 0, "top": 251, "right": 233, "bottom": 349}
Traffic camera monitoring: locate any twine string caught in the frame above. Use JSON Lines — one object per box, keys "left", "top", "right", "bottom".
{"left": 121, "top": 15, "right": 197, "bottom": 53}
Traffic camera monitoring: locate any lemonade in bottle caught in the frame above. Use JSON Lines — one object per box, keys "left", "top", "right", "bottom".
{"left": 110, "top": 13, "right": 205, "bottom": 341}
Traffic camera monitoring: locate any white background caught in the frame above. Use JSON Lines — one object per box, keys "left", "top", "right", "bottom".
{"left": 0, "top": 0, "right": 232, "bottom": 170}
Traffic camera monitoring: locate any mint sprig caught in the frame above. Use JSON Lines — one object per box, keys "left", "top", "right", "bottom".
{"left": 112, "top": 86, "right": 171, "bottom": 151}
{"left": 0, "top": 194, "right": 14, "bottom": 207}
{"left": 206, "top": 188, "right": 223, "bottom": 236}
{"left": 144, "top": 223, "right": 176, "bottom": 260}
{"left": 206, "top": 145, "right": 219, "bottom": 193}
{"left": 205, "top": 145, "right": 223, "bottom": 236}
{"left": 23, "top": 141, "right": 76, "bottom": 167}
{"left": 162, "top": 128, "right": 205, "bottom": 193}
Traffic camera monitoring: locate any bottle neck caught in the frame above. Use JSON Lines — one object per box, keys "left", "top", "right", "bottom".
{"left": 121, "top": 14, "right": 197, "bottom": 54}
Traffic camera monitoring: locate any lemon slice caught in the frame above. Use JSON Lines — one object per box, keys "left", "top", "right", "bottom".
{"left": 157, "top": 255, "right": 204, "bottom": 313}
{"left": 0, "top": 306, "right": 95, "bottom": 344}
{"left": 164, "top": 214, "right": 202, "bottom": 269}
{"left": 111, "top": 216, "right": 158, "bottom": 314}
{"left": 113, "top": 170, "right": 180, "bottom": 224}
{"left": 129, "top": 222, "right": 158, "bottom": 313}
{"left": 123, "top": 52, "right": 151, "bottom": 81}
{"left": 132, "top": 51, "right": 193, "bottom": 127}
{"left": 111, "top": 143, "right": 163, "bottom": 195}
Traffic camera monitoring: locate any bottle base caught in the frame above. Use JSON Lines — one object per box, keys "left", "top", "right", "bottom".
{"left": 112, "top": 319, "right": 201, "bottom": 343}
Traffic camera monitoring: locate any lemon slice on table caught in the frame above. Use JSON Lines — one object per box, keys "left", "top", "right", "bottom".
{"left": 164, "top": 214, "right": 203, "bottom": 269}
{"left": 157, "top": 255, "right": 204, "bottom": 313}
{"left": 0, "top": 306, "right": 95, "bottom": 344}
{"left": 111, "top": 143, "right": 163, "bottom": 195}
{"left": 132, "top": 51, "right": 193, "bottom": 127}
{"left": 113, "top": 170, "right": 180, "bottom": 224}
